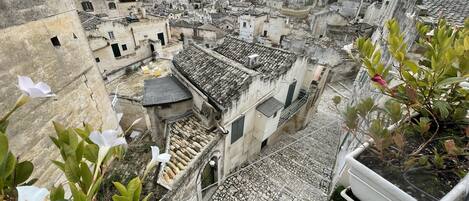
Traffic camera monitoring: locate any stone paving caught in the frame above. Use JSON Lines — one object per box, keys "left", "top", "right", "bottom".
{"left": 210, "top": 81, "right": 352, "bottom": 201}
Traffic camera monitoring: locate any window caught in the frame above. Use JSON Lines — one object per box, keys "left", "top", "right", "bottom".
{"left": 263, "top": 30, "right": 268, "bottom": 37}
{"left": 108, "top": 31, "right": 115, "bottom": 39}
{"left": 205, "top": 44, "right": 210, "bottom": 48}
{"left": 50, "top": 36, "right": 61, "bottom": 47}
{"left": 95, "top": 57, "right": 100, "bottom": 62}
{"left": 81, "top": 1, "right": 94, "bottom": 12}
{"left": 231, "top": 116, "right": 245, "bottom": 144}
{"left": 73, "top": 33, "right": 78, "bottom": 39}
{"left": 108, "top": 2, "right": 117, "bottom": 10}
{"left": 243, "top": 22, "right": 247, "bottom": 28}
{"left": 122, "top": 44, "right": 127, "bottom": 51}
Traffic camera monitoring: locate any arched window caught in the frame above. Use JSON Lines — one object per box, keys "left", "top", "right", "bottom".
{"left": 81, "top": 1, "right": 94, "bottom": 12}
{"left": 108, "top": 2, "right": 117, "bottom": 10}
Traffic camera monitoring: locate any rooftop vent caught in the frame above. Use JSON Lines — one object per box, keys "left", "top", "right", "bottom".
{"left": 247, "top": 54, "right": 260, "bottom": 69}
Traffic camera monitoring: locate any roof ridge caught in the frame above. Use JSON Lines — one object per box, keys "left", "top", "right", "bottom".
{"left": 191, "top": 44, "right": 259, "bottom": 76}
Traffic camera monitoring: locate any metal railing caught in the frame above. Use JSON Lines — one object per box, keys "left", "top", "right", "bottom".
{"left": 278, "top": 89, "right": 309, "bottom": 127}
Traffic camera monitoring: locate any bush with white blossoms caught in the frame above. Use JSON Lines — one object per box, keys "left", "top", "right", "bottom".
{"left": 0, "top": 76, "right": 170, "bottom": 201}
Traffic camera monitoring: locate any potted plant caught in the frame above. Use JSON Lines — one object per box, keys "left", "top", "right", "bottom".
{"left": 335, "top": 19, "right": 469, "bottom": 201}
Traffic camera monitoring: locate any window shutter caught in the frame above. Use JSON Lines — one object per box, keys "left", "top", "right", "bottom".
{"left": 231, "top": 116, "right": 245, "bottom": 144}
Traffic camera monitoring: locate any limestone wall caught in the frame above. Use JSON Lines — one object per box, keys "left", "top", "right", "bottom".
{"left": 0, "top": 8, "right": 119, "bottom": 186}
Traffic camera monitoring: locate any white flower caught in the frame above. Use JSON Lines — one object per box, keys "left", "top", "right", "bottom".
{"left": 459, "top": 81, "right": 469, "bottom": 90}
{"left": 18, "top": 76, "right": 55, "bottom": 98}
{"left": 143, "top": 146, "right": 171, "bottom": 179}
{"left": 89, "top": 130, "right": 127, "bottom": 163}
{"left": 151, "top": 146, "right": 171, "bottom": 164}
{"left": 17, "top": 186, "right": 49, "bottom": 201}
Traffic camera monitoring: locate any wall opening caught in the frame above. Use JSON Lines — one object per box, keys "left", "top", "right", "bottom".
{"left": 108, "top": 31, "right": 115, "bottom": 40}
{"left": 122, "top": 44, "right": 127, "bottom": 51}
{"left": 111, "top": 43, "right": 121, "bottom": 57}
{"left": 51, "top": 36, "right": 61, "bottom": 47}
{"left": 81, "top": 1, "right": 94, "bottom": 12}
{"left": 109, "top": 2, "right": 117, "bottom": 9}
{"left": 157, "top": 33, "right": 166, "bottom": 46}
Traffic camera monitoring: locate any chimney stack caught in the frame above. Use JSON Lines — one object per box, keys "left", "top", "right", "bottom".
{"left": 247, "top": 54, "right": 259, "bottom": 68}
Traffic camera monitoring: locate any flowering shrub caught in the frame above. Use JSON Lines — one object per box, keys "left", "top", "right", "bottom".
{"left": 335, "top": 19, "right": 469, "bottom": 172}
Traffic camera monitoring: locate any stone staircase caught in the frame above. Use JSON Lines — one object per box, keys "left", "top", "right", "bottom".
{"left": 210, "top": 82, "right": 351, "bottom": 201}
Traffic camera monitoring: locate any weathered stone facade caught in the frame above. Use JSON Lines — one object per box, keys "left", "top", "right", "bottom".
{"left": 0, "top": 1, "right": 119, "bottom": 186}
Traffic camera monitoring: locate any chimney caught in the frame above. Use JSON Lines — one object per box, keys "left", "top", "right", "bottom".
{"left": 247, "top": 54, "right": 259, "bottom": 68}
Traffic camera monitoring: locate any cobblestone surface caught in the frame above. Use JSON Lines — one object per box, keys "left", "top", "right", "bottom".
{"left": 211, "top": 81, "right": 352, "bottom": 201}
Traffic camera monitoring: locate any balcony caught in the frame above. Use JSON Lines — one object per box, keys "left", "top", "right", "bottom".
{"left": 278, "top": 89, "right": 309, "bottom": 127}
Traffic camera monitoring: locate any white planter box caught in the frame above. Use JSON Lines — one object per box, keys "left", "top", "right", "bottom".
{"left": 346, "top": 141, "right": 469, "bottom": 201}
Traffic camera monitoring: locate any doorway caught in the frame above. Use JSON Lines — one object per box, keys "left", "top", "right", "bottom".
{"left": 261, "top": 139, "right": 268, "bottom": 149}
{"left": 201, "top": 160, "right": 217, "bottom": 198}
{"left": 150, "top": 44, "right": 155, "bottom": 52}
{"left": 285, "top": 80, "right": 297, "bottom": 108}
{"left": 157, "top": 33, "right": 165, "bottom": 46}
{"left": 111, "top": 43, "right": 121, "bottom": 58}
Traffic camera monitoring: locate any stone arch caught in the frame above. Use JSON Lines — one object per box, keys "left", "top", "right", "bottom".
{"left": 196, "top": 151, "right": 222, "bottom": 200}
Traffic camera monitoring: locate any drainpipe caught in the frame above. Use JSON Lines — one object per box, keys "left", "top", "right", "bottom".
{"left": 130, "top": 27, "right": 137, "bottom": 49}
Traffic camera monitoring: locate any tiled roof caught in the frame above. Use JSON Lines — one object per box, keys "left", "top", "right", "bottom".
{"left": 169, "top": 19, "right": 203, "bottom": 28}
{"left": 160, "top": 115, "right": 218, "bottom": 186}
{"left": 77, "top": 11, "right": 102, "bottom": 30}
{"left": 173, "top": 44, "right": 256, "bottom": 108}
{"left": 142, "top": 76, "right": 192, "bottom": 107}
{"left": 214, "top": 37, "right": 297, "bottom": 81}
{"left": 421, "top": 0, "right": 468, "bottom": 27}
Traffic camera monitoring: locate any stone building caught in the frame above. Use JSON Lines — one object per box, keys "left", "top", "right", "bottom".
{"left": 0, "top": 0, "right": 119, "bottom": 186}
{"left": 74, "top": 0, "right": 143, "bottom": 18}
{"left": 238, "top": 12, "right": 267, "bottom": 42}
{"left": 170, "top": 20, "right": 226, "bottom": 48}
{"left": 134, "top": 36, "right": 329, "bottom": 200}
{"left": 78, "top": 9, "right": 172, "bottom": 79}
{"left": 258, "top": 15, "right": 292, "bottom": 46}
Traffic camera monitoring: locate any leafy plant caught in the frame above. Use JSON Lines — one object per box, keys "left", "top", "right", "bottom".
{"left": 112, "top": 177, "right": 152, "bottom": 201}
{"left": 0, "top": 95, "right": 37, "bottom": 200}
{"left": 335, "top": 18, "right": 469, "bottom": 173}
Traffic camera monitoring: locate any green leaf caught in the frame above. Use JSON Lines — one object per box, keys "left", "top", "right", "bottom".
{"left": 79, "top": 162, "right": 93, "bottom": 192}
{"left": 384, "top": 100, "right": 402, "bottom": 124}
{"left": 127, "top": 177, "right": 141, "bottom": 200}
{"left": 87, "top": 176, "right": 103, "bottom": 199}
{"left": 53, "top": 121, "right": 66, "bottom": 136}
{"left": 83, "top": 144, "right": 98, "bottom": 163}
{"left": 14, "top": 161, "right": 33, "bottom": 185}
{"left": 403, "top": 60, "right": 420, "bottom": 73}
{"left": 112, "top": 195, "right": 131, "bottom": 201}
{"left": 2, "top": 152, "right": 16, "bottom": 179}
{"left": 64, "top": 158, "right": 80, "bottom": 183}
{"left": 70, "top": 183, "right": 87, "bottom": 201}
{"left": 113, "top": 181, "right": 129, "bottom": 197}
{"left": 0, "top": 133, "right": 8, "bottom": 164}
{"left": 0, "top": 120, "right": 8, "bottom": 133}
{"left": 437, "top": 77, "right": 467, "bottom": 87}
{"left": 51, "top": 160, "right": 65, "bottom": 171}
{"left": 434, "top": 100, "right": 450, "bottom": 119}
{"left": 50, "top": 184, "right": 65, "bottom": 201}
{"left": 75, "top": 141, "right": 84, "bottom": 163}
